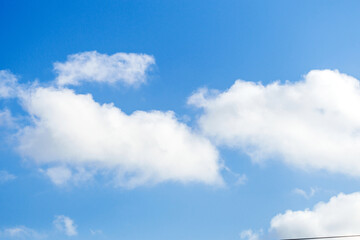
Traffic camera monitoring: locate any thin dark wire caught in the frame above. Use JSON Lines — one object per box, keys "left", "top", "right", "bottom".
{"left": 282, "top": 235, "right": 360, "bottom": 240}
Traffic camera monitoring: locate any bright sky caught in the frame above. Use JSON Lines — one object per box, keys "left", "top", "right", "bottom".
{"left": 2, "top": 1, "right": 360, "bottom": 240}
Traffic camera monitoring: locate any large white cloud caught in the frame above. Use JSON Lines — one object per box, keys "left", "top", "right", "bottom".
{"left": 54, "top": 51, "right": 155, "bottom": 86}
{"left": 270, "top": 192, "right": 360, "bottom": 238}
{"left": 189, "top": 70, "right": 360, "bottom": 177}
{"left": 17, "top": 86, "right": 222, "bottom": 187}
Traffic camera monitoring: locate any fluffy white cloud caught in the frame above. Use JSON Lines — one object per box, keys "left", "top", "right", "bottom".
{"left": 0, "top": 170, "right": 16, "bottom": 183}
{"left": 270, "top": 192, "right": 360, "bottom": 238}
{"left": 17, "top": 86, "right": 222, "bottom": 187}
{"left": 54, "top": 51, "right": 155, "bottom": 86}
{"left": 0, "top": 70, "right": 18, "bottom": 98}
{"left": 53, "top": 215, "right": 77, "bottom": 236}
{"left": 189, "top": 70, "right": 360, "bottom": 177}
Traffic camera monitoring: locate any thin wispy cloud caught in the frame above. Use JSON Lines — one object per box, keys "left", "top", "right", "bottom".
{"left": 0, "top": 226, "right": 46, "bottom": 239}
{"left": 89, "top": 229, "right": 103, "bottom": 235}
{"left": 240, "top": 229, "right": 262, "bottom": 240}
{"left": 293, "top": 187, "right": 317, "bottom": 199}
{"left": 53, "top": 215, "right": 77, "bottom": 236}
{"left": 0, "top": 170, "right": 16, "bottom": 183}
{"left": 0, "top": 109, "right": 15, "bottom": 128}
{"left": 0, "top": 70, "right": 18, "bottom": 98}
{"left": 54, "top": 51, "right": 155, "bottom": 87}
{"left": 235, "top": 174, "right": 247, "bottom": 185}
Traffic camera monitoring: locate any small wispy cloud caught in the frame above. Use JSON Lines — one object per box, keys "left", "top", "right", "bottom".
{"left": 0, "top": 170, "right": 16, "bottom": 184}
{"left": 235, "top": 174, "right": 248, "bottom": 185}
{"left": 0, "top": 226, "right": 46, "bottom": 239}
{"left": 42, "top": 167, "right": 72, "bottom": 186}
{"left": 0, "top": 70, "right": 18, "bottom": 99}
{"left": 223, "top": 165, "right": 247, "bottom": 186}
{"left": 53, "top": 215, "right": 77, "bottom": 236}
{"left": 240, "top": 229, "right": 262, "bottom": 240}
{"left": 0, "top": 109, "right": 16, "bottom": 128}
{"left": 54, "top": 51, "right": 155, "bottom": 87}
{"left": 90, "top": 229, "right": 103, "bottom": 235}
{"left": 41, "top": 166, "right": 95, "bottom": 187}
{"left": 292, "top": 187, "right": 317, "bottom": 199}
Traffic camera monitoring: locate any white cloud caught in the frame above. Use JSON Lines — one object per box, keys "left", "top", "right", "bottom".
{"left": 189, "top": 70, "right": 360, "bottom": 177}
{"left": 54, "top": 51, "right": 155, "bottom": 86}
{"left": 293, "top": 187, "right": 317, "bottom": 199}
{"left": 53, "top": 215, "right": 77, "bottom": 236}
{"left": 270, "top": 192, "right": 360, "bottom": 238}
{"left": 0, "top": 226, "right": 45, "bottom": 239}
{"left": 0, "top": 70, "right": 18, "bottom": 98}
{"left": 240, "top": 229, "right": 261, "bottom": 240}
{"left": 89, "top": 229, "right": 102, "bottom": 235}
{"left": 42, "top": 166, "right": 94, "bottom": 186}
{"left": 235, "top": 174, "right": 247, "bottom": 185}
{"left": 44, "top": 167, "right": 72, "bottom": 186}
{"left": 0, "top": 109, "right": 16, "bottom": 128}
{"left": 0, "top": 170, "right": 16, "bottom": 183}
{"left": 17, "top": 86, "right": 222, "bottom": 187}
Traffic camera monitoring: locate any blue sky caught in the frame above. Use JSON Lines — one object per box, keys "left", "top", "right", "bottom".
{"left": 2, "top": 1, "right": 360, "bottom": 240}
